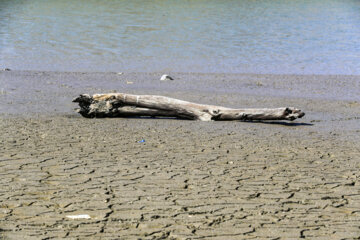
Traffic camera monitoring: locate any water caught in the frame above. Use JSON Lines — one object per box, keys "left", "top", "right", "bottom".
{"left": 0, "top": 0, "right": 359, "bottom": 74}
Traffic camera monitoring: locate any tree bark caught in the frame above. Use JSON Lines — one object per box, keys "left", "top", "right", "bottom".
{"left": 73, "top": 93, "right": 305, "bottom": 121}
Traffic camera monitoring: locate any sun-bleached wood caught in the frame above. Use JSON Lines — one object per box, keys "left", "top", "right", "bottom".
{"left": 73, "top": 93, "right": 305, "bottom": 121}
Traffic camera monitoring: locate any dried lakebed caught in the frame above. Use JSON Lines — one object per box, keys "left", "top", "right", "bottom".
{"left": 0, "top": 71, "right": 360, "bottom": 239}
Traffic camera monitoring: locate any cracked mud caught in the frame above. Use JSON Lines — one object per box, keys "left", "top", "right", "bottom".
{"left": 0, "top": 71, "right": 360, "bottom": 239}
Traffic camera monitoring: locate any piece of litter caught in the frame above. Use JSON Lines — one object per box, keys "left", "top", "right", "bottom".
{"left": 138, "top": 139, "right": 145, "bottom": 143}
{"left": 126, "top": 81, "right": 133, "bottom": 84}
{"left": 66, "top": 214, "right": 91, "bottom": 219}
{"left": 160, "top": 74, "right": 174, "bottom": 81}
{"left": 117, "top": 72, "right": 123, "bottom": 75}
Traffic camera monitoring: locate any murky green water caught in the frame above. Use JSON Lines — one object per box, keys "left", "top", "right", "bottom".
{"left": 0, "top": 0, "right": 359, "bottom": 74}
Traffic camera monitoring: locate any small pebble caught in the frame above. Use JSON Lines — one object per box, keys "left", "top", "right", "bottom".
{"left": 160, "top": 74, "right": 174, "bottom": 81}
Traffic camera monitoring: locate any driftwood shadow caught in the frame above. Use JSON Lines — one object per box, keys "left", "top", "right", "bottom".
{"left": 245, "top": 121, "right": 314, "bottom": 127}
{"left": 71, "top": 114, "right": 313, "bottom": 126}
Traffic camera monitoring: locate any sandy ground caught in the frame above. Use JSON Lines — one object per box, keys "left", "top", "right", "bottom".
{"left": 0, "top": 70, "right": 360, "bottom": 239}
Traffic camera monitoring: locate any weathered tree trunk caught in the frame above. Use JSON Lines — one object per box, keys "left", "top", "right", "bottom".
{"left": 73, "top": 93, "right": 305, "bottom": 121}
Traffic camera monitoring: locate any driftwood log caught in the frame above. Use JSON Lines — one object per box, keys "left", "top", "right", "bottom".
{"left": 73, "top": 93, "right": 305, "bottom": 121}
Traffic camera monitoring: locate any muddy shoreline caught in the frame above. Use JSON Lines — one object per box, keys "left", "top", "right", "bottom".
{"left": 1, "top": 71, "right": 360, "bottom": 239}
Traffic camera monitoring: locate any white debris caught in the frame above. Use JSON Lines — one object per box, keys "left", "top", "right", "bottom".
{"left": 160, "top": 74, "right": 174, "bottom": 81}
{"left": 66, "top": 214, "right": 91, "bottom": 219}
{"left": 117, "top": 72, "right": 123, "bottom": 75}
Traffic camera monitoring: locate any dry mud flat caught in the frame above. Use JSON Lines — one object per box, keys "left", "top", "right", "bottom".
{"left": 0, "top": 71, "right": 360, "bottom": 239}
{"left": 1, "top": 116, "right": 360, "bottom": 240}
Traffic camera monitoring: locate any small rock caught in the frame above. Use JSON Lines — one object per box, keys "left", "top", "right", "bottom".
{"left": 160, "top": 74, "right": 174, "bottom": 81}
{"left": 66, "top": 214, "right": 91, "bottom": 219}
